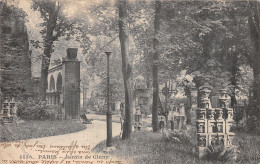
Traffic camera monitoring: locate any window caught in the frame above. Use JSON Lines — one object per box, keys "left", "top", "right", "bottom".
{"left": 49, "top": 76, "right": 55, "bottom": 91}
{"left": 56, "top": 73, "right": 62, "bottom": 92}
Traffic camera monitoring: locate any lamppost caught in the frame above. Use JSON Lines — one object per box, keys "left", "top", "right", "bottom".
{"left": 105, "top": 52, "right": 112, "bottom": 147}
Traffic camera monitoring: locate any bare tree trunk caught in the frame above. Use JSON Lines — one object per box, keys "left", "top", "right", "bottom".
{"left": 119, "top": 0, "right": 133, "bottom": 139}
{"left": 185, "top": 87, "right": 192, "bottom": 125}
{"left": 39, "top": 45, "right": 52, "bottom": 101}
{"left": 248, "top": 0, "right": 260, "bottom": 134}
{"left": 230, "top": 53, "right": 238, "bottom": 108}
{"left": 152, "top": 0, "right": 162, "bottom": 132}
{"left": 228, "top": 13, "right": 239, "bottom": 108}
{"left": 39, "top": 6, "right": 57, "bottom": 101}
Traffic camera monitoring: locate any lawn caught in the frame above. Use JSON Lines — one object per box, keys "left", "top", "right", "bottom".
{"left": 0, "top": 120, "right": 86, "bottom": 142}
{"left": 92, "top": 131, "right": 260, "bottom": 164}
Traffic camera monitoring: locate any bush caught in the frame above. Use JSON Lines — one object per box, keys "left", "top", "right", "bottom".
{"left": 17, "top": 100, "right": 59, "bottom": 120}
{"left": 203, "top": 145, "right": 237, "bottom": 162}
{"left": 160, "top": 127, "right": 191, "bottom": 144}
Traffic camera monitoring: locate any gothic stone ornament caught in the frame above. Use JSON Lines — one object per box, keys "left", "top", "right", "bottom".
{"left": 215, "top": 108, "right": 224, "bottom": 120}
{"left": 227, "top": 108, "right": 234, "bottom": 121}
{"left": 200, "top": 89, "right": 211, "bottom": 100}
{"left": 218, "top": 135, "right": 225, "bottom": 145}
{"left": 218, "top": 98, "right": 230, "bottom": 108}
{"left": 208, "top": 121, "right": 215, "bottom": 133}
{"left": 198, "top": 135, "right": 207, "bottom": 147}
{"left": 216, "top": 122, "right": 224, "bottom": 133}
{"left": 210, "top": 135, "right": 218, "bottom": 146}
{"left": 226, "top": 121, "right": 234, "bottom": 133}
{"left": 199, "top": 83, "right": 213, "bottom": 100}
{"left": 197, "top": 109, "right": 206, "bottom": 120}
{"left": 209, "top": 135, "right": 224, "bottom": 146}
{"left": 207, "top": 109, "right": 215, "bottom": 120}
{"left": 218, "top": 88, "right": 231, "bottom": 108}
{"left": 219, "top": 88, "right": 228, "bottom": 98}
{"left": 196, "top": 85, "right": 235, "bottom": 158}
{"left": 199, "top": 83, "right": 213, "bottom": 109}
{"left": 201, "top": 99, "right": 210, "bottom": 109}
{"left": 197, "top": 121, "right": 206, "bottom": 133}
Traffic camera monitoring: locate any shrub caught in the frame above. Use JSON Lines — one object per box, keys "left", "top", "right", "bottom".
{"left": 171, "top": 131, "right": 192, "bottom": 144}
{"left": 17, "top": 100, "right": 59, "bottom": 120}
{"left": 161, "top": 127, "right": 180, "bottom": 142}
{"left": 203, "top": 145, "right": 237, "bottom": 162}
{"left": 160, "top": 127, "right": 191, "bottom": 144}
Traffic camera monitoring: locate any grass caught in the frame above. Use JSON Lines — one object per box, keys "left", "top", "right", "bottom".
{"left": 92, "top": 131, "right": 260, "bottom": 164}
{"left": 233, "top": 132, "right": 260, "bottom": 163}
{"left": 0, "top": 120, "right": 86, "bottom": 142}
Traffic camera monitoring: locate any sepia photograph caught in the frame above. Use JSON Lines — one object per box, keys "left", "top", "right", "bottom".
{"left": 0, "top": 0, "right": 260, "bottom": 163}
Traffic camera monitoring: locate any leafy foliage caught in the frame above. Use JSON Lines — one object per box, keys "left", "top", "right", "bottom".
{"left": 24, "top": 0, "right": 260, "bottom": 132}
{"left": 160, "top": 127, "right": 192, "bottom": 144}
{"left": 17, "top": 100, "right": 59, "bottom": 120}
{"left": 30, "top": 0, "right": 90, "bottom": 100}
{"left": 203, "top": 145, "right": 237, "bottom": 162}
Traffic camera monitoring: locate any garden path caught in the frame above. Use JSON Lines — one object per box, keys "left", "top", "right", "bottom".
{"left": 0, "top": 120, "right": 123, "bottom": 163}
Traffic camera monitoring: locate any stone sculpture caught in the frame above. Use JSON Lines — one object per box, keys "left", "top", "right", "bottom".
{"left": 196, "top": 84, "right": 235, "bottom": 158}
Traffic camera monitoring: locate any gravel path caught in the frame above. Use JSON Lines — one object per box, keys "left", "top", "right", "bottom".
{"left": 0, "top": 120, "right": 123, "bottom": 163}
{"left": 28, "top": 120, "right": 121, "bottom": 148}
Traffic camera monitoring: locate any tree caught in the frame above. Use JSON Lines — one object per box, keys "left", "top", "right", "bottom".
{"left": 128, "top": 1, "right": 154, "bottom": 88}
{"left": 0, "top": 1, "right": 33, "bottom": 99}
{"left": 31, "top": 0, "right": 77, "bottom": 100}
{"left": 248, "top": 0, "right": 260, "bottom": 134}
{"left": 118, "top": 0, "right": 133, "bottom": 139}
{"left": 151, "top": 0, "right": 162, "bottom": 132}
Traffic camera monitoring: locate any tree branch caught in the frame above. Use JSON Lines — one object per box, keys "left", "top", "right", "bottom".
{"left": 53, "top": 20, "right": 78, "bottom": 41}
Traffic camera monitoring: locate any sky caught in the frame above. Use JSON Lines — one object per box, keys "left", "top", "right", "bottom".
{"left": 15, "top": 0, "right": 96, "bottom": 76}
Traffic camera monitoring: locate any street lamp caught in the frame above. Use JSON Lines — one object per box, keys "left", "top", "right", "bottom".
{"left": 105, "top": 51, "right": 112, "bottom": 147}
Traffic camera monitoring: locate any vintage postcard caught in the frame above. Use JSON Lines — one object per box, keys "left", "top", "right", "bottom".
{"left": 0, "top": 0, "right": 260, "bottom": 163}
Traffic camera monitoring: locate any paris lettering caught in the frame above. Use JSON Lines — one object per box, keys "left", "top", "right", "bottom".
{"left": 38, "top": 155, "right": 57, "bottom": 159}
